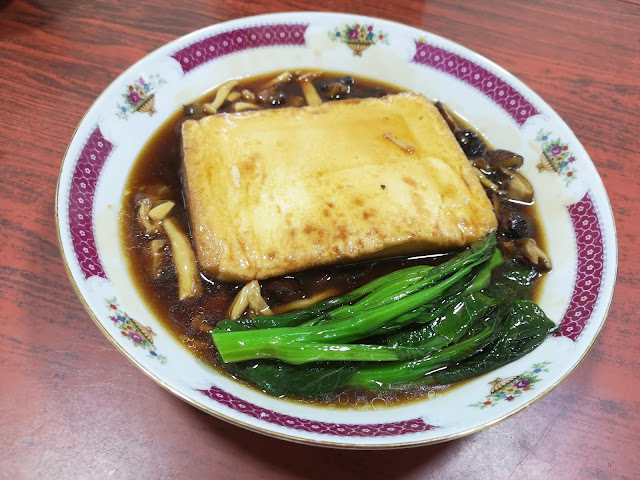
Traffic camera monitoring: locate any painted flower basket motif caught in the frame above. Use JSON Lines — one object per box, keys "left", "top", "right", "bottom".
{"left": 470, "top": 362, "right": 551, "bottom": 408}
{"left": 330, "top": 23, "right": 389, "bottom": 56}
{"left": 116, "top": 73, "right": 166, "bottom": 120}
{"left": 535, "top": 129, "right": 577, "bottom": 184}
{"left": 106, "top": 297, "right": 167, "bottom": 363}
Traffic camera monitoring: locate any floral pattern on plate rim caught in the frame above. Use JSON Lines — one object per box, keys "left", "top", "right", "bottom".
{"left": 106, "top": 297, "right": 167, "bottom": 363}
{"left": 116, "top": 73, "right": 166, "bottom": 120}
{"left": 470, "top": 362, "right": 551, "bottom": 408}
{"left": 535, "top": 130, "right": 578, "bottom": 184}
{"left": 329, "top": 23, "right": 389, "bottom": 56}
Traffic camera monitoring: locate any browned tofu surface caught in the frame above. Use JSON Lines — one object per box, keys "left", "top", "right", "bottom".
{"left": 181, "top": 93, "right": 497, "bottom": 282}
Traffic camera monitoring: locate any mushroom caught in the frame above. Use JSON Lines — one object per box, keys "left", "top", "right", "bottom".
{"left": 228, "top": 280, "right": 273, "bottom": 320}
{"left": 297, "top": 72, "right": 323, "bottom": 106}
{"left": 319, "top": 76, "right": 354, "bottom": 100}
{"left": 474, "top": 150, "right": 524, "bottom": 173}
{"left": 260, "top": 71, "right": 292, "bottom": 89}
{"left": 232, "top": 101, "right": 261, "bottom": 112}
{"left": 499, "top": 205, "right": 536, "bottom": 239}
{"left": 241, "top": 89, "right": 256, "bottom": 102}
{"left": 454, "top": 128, "right": 486, "bottom": 157}
{"left": 148, "top": 238, "right": 167, "bottom": 278}
{"left": 256, "top": 85, "right": 286, "bottom": 106}
{"left": 486, "top": 149, "right": 524, "bottom": 170}
{"left": 148, "top": 200, "right": 175, "bottom": 221}
{"left": 203, "top": 80, "right": 239, "bottom": 114}
{"left": 137, "top": 197, "right": 161, "bottom": 234}
{"left": 499, "top": 167, "right": 534, "bottom": 203}
{"left": 472, "top": 167, "right": 501, "bottom": 194}
{"left": 514, "top": 238, "right": 552, "bottom": 271}
{"left": 162, "top": 217, "right": 202, "bottom": 300}
{"left": 225, "top": 91, "right": 241, "bottom": 102}
{"left": 272, "top": 288, "right": 340, "bottom": 314}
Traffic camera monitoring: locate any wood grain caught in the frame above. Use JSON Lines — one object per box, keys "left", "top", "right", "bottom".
{"left": 1, "top": 0, "right": 638, "bottom": 479}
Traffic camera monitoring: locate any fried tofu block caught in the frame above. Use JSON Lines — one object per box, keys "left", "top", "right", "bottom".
{"left": 181, "top": 93, "right": 497, "bottom": 282}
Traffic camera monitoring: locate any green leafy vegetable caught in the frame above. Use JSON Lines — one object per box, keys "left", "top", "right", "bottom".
{"left": 347, "top": 300, "right": 556, "bottom": 391}
{"left": 483, "top": 259, "right": 539, "bottom": 302}
{"left": 212, "top": 234, "right": 497, "bottom": 362}
{"left": 210, "top": 233, "right": 556, "bottom": 399}
{"left": 225, "top": 359, "right": 361, "bottom": 398}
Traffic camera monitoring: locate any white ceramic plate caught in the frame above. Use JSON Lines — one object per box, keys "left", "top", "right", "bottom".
{"left": 56, "top": 12, "right": 617, "bottom": 448}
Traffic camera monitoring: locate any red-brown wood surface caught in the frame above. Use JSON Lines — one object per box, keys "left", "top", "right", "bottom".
{"left": 1, "top": 0, "right": 638, "bottom": 478}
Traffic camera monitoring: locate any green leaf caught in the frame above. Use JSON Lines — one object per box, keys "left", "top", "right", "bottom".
{"left": 223, "top": 359, "right": 359, "bottom": 398}
{"left": 483, "top": 259, "right": 538, "bottom": 302}
{"left": 419, "top": 300, "right": 556, "bottom": 387}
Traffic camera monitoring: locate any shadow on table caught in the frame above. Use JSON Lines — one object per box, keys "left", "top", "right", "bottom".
{"left": 183, "top": 394, "right": 464, "bottom": 479}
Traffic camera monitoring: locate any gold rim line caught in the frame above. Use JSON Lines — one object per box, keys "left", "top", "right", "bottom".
{"left": 53, "top": 12, "right": 619, "bottom": 449}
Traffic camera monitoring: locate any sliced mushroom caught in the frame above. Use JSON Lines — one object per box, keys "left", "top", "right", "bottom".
{"left": 228, "top": 284, "right": 250, "bottom": 320}
{"left": 256, "top": 85, "right": 286, "bottom": 106}
{"left": 272, "top": 289, "right": 339, "bottom": 314}
{"left": 260, "top": 71, "right": 292, "bottom": 89}
{"left": 474, "top": 150, "right": 524, "bottom": 173}
{"left": 485, "top": 149, "right": 524, "bottom": 170}
{"left": 162, "top": 218, "right": 202, "bottom": 300}
{"left": 246, "top": 282, "right": 273, "bottom": 317}
{"left": 491, "top": 191, "right": 502, "bottom": 218}
{"left": 232, "top": 101, "right": 261, "bottom": 112}
{"left": 228, "top": 280, "right": 273, "bottom": 320}
{"left": 241, "top": 89, "right": 256, "bottom": 102}
{"left": 137, "top": 197, "right": 160, "bottom": 234}
{"left": 500, "top": 167, "right": 534, "bottom": 203}
{"left": 473, "top": 167, "right": 501, "bottom": 194}
{"left": 514, "top": 238, "right": 551, "bottom": 271}
{"left": 226, "top": 91, "right": 241, "bottom": 102}
{"left": 297, "top": 73, "right": 323, "bottom": 106}
{"left": 203, "top": 80, "right": 239, "bottom": 114}
{"left": 148, "top": 200, "right": 175, "bottom": 221}
{"left": 137, "top": 197, "right": 152, "bottom": 230}
{"left": 148, "top": 238, "right": 167, "bottom": 278}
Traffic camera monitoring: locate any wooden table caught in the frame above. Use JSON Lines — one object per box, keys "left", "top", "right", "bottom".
{"left": 1, "top": 0, "right": 638, "bottom": 478}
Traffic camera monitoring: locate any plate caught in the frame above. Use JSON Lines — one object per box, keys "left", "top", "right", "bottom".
{"left": 56, "top": 12, "right": 617, "bottom": 448}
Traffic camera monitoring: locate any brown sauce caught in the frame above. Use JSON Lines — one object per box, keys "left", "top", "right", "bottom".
{"left": 121, "top": 71, "right": 546, "bottom": 407}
